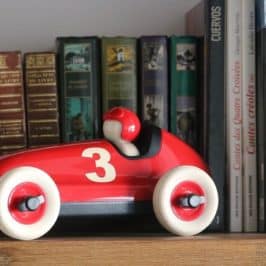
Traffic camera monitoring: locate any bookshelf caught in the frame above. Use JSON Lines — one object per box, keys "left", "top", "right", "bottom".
{"left": 0, "top": 234, "right": 265, "bottom": 265}
{"left": 0, "top": 0, "right": 265, "bottom": 264}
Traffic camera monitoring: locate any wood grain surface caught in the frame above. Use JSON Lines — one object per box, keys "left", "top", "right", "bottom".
{"left": 0, "top": 234, "right": 265, "bottom": 265}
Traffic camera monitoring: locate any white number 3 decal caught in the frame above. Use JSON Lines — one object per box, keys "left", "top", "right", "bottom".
{"left": 82, "top": 147, "right": 116, "bottom": 183}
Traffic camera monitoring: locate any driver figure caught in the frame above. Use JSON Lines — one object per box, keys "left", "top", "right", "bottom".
{"left": 103, "top": 107, "right": 140, "bottom": 157}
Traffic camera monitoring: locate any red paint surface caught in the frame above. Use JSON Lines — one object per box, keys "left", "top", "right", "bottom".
{"left": 0, "top": 129, "right": 209, "bottom": 204}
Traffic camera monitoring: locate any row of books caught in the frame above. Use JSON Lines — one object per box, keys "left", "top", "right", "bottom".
{"left": 0, "top": 36, "right": 199, "bottom": 152}
{"left": 2, "top": 3, "right": 255, "bottom": 234}
{"left": 58, "top": 36, "right": 199, "bottom": 148}
{"left": 186, "top": 0, "right": 261, "bottom": 233}
{"left": 4, "top": 0, "right": 262, "bottom": 234}
{"left": 0, "top": 52, "right": 59, "bottom": 153}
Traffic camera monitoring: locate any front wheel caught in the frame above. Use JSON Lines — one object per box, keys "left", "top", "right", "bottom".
{"left": 0, "top": 166, "right": 60, "bottom": 240}
{"left": 152, "top": 166, "right": 218, "bottom": 236}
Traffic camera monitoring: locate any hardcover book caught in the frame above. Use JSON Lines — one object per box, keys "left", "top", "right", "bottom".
{"left": 169, "top": 36, "right": 198, "bottom": 149}
{"left": 57, "top": 37, "right": 101, "bottom": 142}
{"left": 101, "top": 37, "right": 137, "bottom": 113}
{"left": 24, "top": 52, "right": 60, "bottom": 147}
{"left": 0, "top": 51, "right": 26, "bottom": 155}
{"left": 139, "top": 36, "right": 168, "bottom": 129}
{"left": 186, "top": 0, "right": 225, "bottom": 231}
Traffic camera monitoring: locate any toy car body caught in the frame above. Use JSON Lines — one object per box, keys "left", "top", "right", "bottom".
{"left": 0, "top": 123, "right": 218, "bottom": 240}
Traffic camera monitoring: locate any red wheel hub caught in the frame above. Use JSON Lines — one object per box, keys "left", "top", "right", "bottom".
{"left": 8, "top": 182, "right": 46, "bottom": 225}
{"left": 171, "top": 181, "right": 205, "bottom": 221}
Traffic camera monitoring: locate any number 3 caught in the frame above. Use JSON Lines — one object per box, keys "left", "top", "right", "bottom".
{"left": 82, "top": 147, "right": 116, "bottom": 183}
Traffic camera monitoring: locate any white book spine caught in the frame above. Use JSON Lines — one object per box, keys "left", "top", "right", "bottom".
{"left": 241, "top": 0, "right": 257, "bottom": 232}
{"left": 226, "top": 0, "right": 243, "bottom": 232}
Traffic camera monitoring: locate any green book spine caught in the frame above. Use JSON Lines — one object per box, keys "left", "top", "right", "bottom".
{"left": 170, "top": 36, "right": 198, "bottom": 149}
{"left": 101, "top": 37, "right": 137, "bottom": 113}
{"left": 57, "top": 37, "right": 101, "bottom": 142}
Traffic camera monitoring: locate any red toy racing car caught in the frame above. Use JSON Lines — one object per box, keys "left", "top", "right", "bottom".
{"left": 0, "top": 107, "right": 218, "bottom": 240}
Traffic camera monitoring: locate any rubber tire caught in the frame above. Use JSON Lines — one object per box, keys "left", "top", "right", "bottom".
{"left": 153, "top": 165, "right": 218, "bottom": 236}
{"left": 0, "top": 166, "right": 60, "bottom": 240}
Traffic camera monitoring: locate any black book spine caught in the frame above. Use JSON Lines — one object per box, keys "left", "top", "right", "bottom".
{"left": 263, "top": 29, "right": 266, "bottom": 233}
{"left": 186, "top": 0, "right": 225, "bottom": 231}
{"left": 205, "top": 0, "right": 225, "bottom": 231}
{"left": 261, "top": 28, "right": 266, "bottom": 233}
{"left": 256, "top": 0, "right": 266, "bottom": 232}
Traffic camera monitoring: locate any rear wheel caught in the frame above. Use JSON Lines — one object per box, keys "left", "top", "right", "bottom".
{"left": 0, "top": 166, "right": 60, "bottom": 240}
{"left": 152, "top": 166, "right": 218, "bottom": 236}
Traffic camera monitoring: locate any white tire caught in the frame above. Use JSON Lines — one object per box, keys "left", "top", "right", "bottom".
{"left": 0, "top": 166, "right": 60, "bottom": 240}
{"left": 153, "top": 166, "right": 218, "bottom": 236}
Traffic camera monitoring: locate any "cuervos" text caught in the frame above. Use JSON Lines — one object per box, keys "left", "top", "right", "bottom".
{"left": 211, "top": 6, "right": 222, "bottom": 42}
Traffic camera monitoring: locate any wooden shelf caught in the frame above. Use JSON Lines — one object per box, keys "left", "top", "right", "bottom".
{"left": 0, "top": 234, "right": 265, "bottom": 265}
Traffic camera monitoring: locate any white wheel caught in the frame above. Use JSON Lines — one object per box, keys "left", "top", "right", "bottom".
{"left": 153, "top": 166, "right": 218, "bottom": 236}
{"left": 0, "top": 166, "right": 60, "bottom": 240}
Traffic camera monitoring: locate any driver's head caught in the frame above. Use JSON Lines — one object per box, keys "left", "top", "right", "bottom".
{"left": 103, "top": 107, "right": 141, "bottom": 142}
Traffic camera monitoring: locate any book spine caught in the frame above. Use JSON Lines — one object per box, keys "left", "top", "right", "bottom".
{"left": 24, "top": 52, "right": 60, "bottom": 147}
{"left": 226, "top": 0, "right": 243, "bottom": 232}
{"left": 205, "top": 0, "right": 226, "bottom": 232}
{"left": 139, "top": 36, "right": 168, "bottom": 129}
{"left": 255, "top": 0, "right": 266, "bottom": 28}
{"left": 242, "top": 0, "right": 257, "bottom": 232}
{"left": 169, "top": 36, "right": 198, "bottom": 150}
{"left": 255, "top": 0, "right": 265, "bottom": 233}
{"left": 101, "top": 37, "right": 137, "bottom": 113}
{"left": 186, "top": 0, "right": 226, "bottom": 231}
{"left": 256, "top": 30, "right": 265, "bottom": 232}
{"left": 57, "top": 37, "right": 101, "bottom": 143}
{"left": 0, "top": 52, "right": 26, "bottom": 154}
{"left": 263, "top": 30, "right": 266, "bottom": 233}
